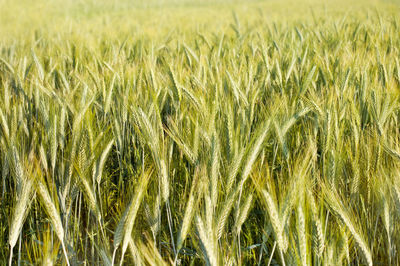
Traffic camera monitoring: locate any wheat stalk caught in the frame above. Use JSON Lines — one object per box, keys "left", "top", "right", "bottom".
{"left": 36, "top": 179, "right": 70, "bottom": 266}
{"left": 114, "top": 169, "right": 152, "bottom": 265}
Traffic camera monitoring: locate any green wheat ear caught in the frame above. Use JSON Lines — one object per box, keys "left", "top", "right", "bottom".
{"left": 113, "top": 169, "right": 152, "bottom": 266}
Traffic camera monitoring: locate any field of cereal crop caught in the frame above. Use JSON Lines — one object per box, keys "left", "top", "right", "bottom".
{"left": 1, "top": 0, "right": 400, "bottom": 264}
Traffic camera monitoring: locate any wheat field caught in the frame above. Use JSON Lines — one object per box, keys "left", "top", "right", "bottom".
{"left": 1, "top": 0, "right": 400, "bottom": 265}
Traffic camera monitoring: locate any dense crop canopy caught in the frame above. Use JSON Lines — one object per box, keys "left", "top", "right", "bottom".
{"left": 1, "top": 0, "right": 400, "bottom": 265}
